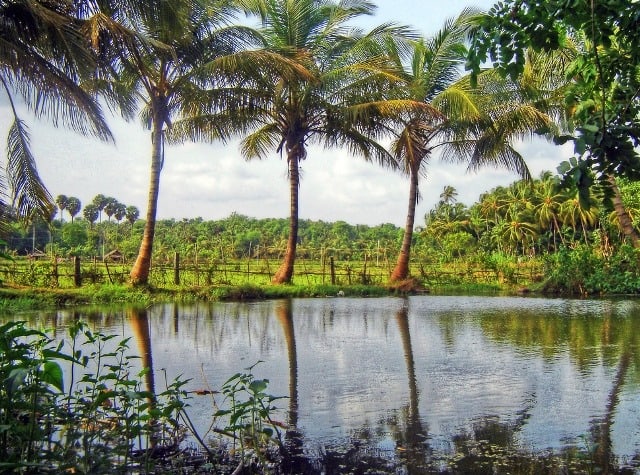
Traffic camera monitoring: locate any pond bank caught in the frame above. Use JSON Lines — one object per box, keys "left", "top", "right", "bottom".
{"left": 0, "top": 280, "right": 512, "bottom": 312}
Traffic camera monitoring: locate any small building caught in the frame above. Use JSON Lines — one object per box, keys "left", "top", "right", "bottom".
{"left": 103, "top": 249, "right": 124, "bottom": 263}
{"left": 28, "top": 249, "right": 48, "bottom": 260}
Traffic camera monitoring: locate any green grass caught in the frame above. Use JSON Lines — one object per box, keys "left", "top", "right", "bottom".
{"left": 0, "top": 256, "right": 548, "bottom": 312}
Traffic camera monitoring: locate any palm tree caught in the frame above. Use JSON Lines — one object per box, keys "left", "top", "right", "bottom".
{"left": 91, "top": 194, "right": 108, "bottom": 223}
{"left": 66, "top": 197, "right": 81, "bottom": 223}
{"left": 190, "top": 0, "right": 416, "bottom": 283}
{"left": 82, "top": 203, "right": 99, "bottom": 228}
{"left": 55, "top": 195, "right": 68, "bottom": 223}
{"left": 103, "top": 197, "right": 118, "bottom": 222}
{"left": 1, "top": 0, "right": 112, "bottom": 222}
{"left": 497, "top": 213, "right": 538, "bottom": 255}
{"left": 533, "top": 175, "right": 567, "bottom": 249}
{"left": 125, "top": 205, "right": 139, "bottom": 227}
{"left": 439, "top": 185, "right": 458, "bottom": 206}
{"left": 113, "top": 203, "right": 126, "bottom": 224}
{"left": 388, "top": 19, "right": 572, "bottom": 281}
{"left": 385, "top": 12, "right": 479, "bottom": 281}
{"left": 560, "top": 195, "right": 599, "bottom": 242}
{"left": 86, "top": 0, "right": 257, "bottom": 285}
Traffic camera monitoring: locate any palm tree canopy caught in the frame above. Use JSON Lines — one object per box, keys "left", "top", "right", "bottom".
{"left": 176, "top": 0, "right": 426, "bottom": 168}
{"left": 0, "top": 0, "right": 115, "bottom": 223}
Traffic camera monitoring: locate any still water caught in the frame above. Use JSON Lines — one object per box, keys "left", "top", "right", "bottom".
{"left": 9, "top": 296, "right": 640, "bottom": 471}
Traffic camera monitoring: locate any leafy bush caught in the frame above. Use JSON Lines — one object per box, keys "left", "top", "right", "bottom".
{"left": 543, "top": 244, "right": 640, "bottom": 295}
{"left": 0, "top": 320, "right": 188, "bottom": 474}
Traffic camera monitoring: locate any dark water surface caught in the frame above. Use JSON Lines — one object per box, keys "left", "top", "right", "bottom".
{"left": 8, "top": 296, "right": 640, "bottom": 472}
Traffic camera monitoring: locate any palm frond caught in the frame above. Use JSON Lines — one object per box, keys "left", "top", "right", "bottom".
{"left": 6, "top": 119, "right": 54, "bottom": 221}
{"left": 240, "top": 124, "right": 283, "bottom": 159}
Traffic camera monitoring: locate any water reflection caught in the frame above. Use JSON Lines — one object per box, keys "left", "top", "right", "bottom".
{"left": 5, "top": 296, "right": 640, "bottom": 472}
{"left": 129, "top": 307, "right": 156, "bottom": 396}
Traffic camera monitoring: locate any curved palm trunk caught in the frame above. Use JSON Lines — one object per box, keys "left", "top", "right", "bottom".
{"left": 130, "top": 109, "right": 164, "bottom": 285}
{"left": 607, "top": 174, "right": 640, "bottom": 248}
{"left": 273, "top": 152, "right": 300, "bottom": 284}
{"left": 391, "top": 168, "right": 419, "bottom": 281}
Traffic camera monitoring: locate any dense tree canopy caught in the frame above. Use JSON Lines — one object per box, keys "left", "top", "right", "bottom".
{"left": 468, "top": 0, "right": 640, "bottom": 197}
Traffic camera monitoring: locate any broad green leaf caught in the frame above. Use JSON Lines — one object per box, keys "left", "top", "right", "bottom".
{"left": 41, "top": 361, "right": 64, "bottom": 392}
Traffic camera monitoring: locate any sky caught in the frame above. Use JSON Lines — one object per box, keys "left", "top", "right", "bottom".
{"left": 0, "top": 0, "right": 573, "bottom": 228}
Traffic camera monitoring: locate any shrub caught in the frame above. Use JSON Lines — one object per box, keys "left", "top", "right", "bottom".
{"left": 0, "top": 320, "right": 188, "bottom": 474}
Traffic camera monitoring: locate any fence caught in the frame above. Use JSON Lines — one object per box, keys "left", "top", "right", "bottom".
{"left": 0, "top": 253, "right": 545, "bottom": 289}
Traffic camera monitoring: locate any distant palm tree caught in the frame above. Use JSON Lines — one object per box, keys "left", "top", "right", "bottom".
{"left": 113, "top": 203, "right": 127, "bottom": 224}
{"left": 103, "top": 197, "right": 118, "bottom": 222}
{"left": 91, "top": 194, "right": 108, "bottom": 223}
{"left": 125, "top": 205, "right": 139, "bottom": 226}
{"left": 439, "top": 186, "right": 458, "bottom": 206}
{"left": 55, "top": 195, "right": 68, "bottom": 223}
{"left": 82, "top": 203, "right": 99, "bottom": 228}
{"left": 533, "top": 176, "right": 567, "bottom": 249}
{"left": 66, "top": 197, "right": 81, "bottom": 223}
{"left": 560, "top": 195, "right": 599, "bottom": 242}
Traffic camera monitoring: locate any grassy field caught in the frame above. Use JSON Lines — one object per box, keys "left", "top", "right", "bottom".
{"left": 0, "top": 254, "right": 544, "bottom": 289}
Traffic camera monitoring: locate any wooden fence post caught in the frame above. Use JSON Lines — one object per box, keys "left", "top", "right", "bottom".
{"left": 74, "top": 256, "right": 82, "bottom": 287}
{"left": 330, "top": 257, "right": 336, "bottom": 285}
{"left": 361, "top": 254, "right": 368, "bottom": 284}
{"left": 51, "top": 256, "right": 58, "bottom": 287}
{"left": 174, "top": 252, "right": 180, "bottom": 285}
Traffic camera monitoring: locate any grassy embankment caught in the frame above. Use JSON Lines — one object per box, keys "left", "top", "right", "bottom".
{"left": 0, "top": 256, "right": 541, "bottom": 312}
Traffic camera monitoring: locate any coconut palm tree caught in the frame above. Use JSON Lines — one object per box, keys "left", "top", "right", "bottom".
{"left": 560, "top": 195, "right": 599, "bottom": 243}
{"left": 385, "top": 12, "right": 480, "bottom": 281}
{"left": 187, "top": 0, "right": 419, "bottom": 283}
{"left": 439, "top": 185, "right": 458, "bottom": 206}
{"left": 85, "top": 0, "right": 258, "bottom": 285}
{"left": 533, "top": 174, "right": 567, "bottom": 249}
{"left": 1, "top": 0, "right": 112, "bottom": 222}
{"left": 387, "top": 18, "right": 573, "bottom": 281}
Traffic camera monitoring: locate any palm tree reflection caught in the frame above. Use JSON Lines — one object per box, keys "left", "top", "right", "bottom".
{"left": 393, "top": 301, "right": 432, "bottom": 469}
{"left": 128, "top": 306, "right": 156, "bottom": 397}
{"left": 274, "top": 299, "right": 313, "bottom": 472}
{"left": 275, "top": 299, "right": 298, "bottom": 427}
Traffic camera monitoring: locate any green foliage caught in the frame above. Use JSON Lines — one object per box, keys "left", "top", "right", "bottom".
{"left": 469, "top": 0, "right": 640, "bottom": 200}
{"left": 86, "top": 283, "right": 152, "bottom": 304}
{"left": 0, "top": 320, "right": 189, "bottom": 473}
{"left": 543, "top": 244, "right": 640, "bottom": 295}
{"left": 214, "top": 362, "right": 285, "bottom": 467}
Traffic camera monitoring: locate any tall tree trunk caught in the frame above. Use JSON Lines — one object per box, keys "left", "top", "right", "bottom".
{"left": 607, "top": 174, "right": 640, "bottom": 248}
{"left": 390, "top": 168, "right": 419, "bottom": 281}
{"left": 273, "top": 151, "right": 300, "bottom": 284}
{"left": 130, "top": 107, "right": 164, "bottom": 285}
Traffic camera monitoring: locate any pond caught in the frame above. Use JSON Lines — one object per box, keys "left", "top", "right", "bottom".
{"left": 7, "top": 295, "right": 640, "bottom": 473}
